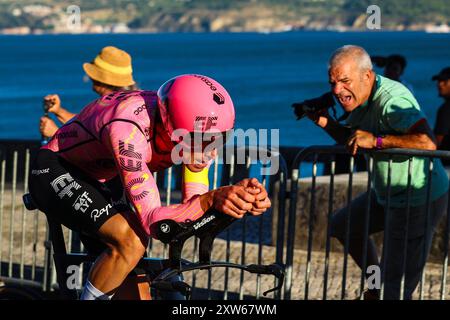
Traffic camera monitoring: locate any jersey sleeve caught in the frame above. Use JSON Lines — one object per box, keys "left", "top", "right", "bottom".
{"left": 101, "top": 121, "right": 207, "bottom": 237}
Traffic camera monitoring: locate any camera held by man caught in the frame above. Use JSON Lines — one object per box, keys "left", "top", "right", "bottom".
{"left": 291, "top": 91, "right": 335, "bottom": 120}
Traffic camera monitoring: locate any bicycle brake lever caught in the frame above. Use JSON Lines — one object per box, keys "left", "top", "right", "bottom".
{"left": 172, "top": 281, "right": 192, "bottom": 299}
{"left": 246, "top": 263, "right": 285, "bottom": 296}
{"left": 151, "top": 280, "right": 192, "bottom": 298}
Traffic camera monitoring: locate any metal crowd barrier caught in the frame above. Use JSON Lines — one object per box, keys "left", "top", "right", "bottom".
{"left": 0, "top": 143, "right": 288, "bottom": 300}
{"left": 143, "top": 146, "right": 288, "bottom": 299}
{"left": 284, "top": 145, "right": 450, "bottom": 300}
{"left": 3, "top": 142, "right": 450, "bottom": 300}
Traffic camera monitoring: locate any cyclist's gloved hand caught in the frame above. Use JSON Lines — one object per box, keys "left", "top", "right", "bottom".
{"left": 212, "top": 185, "right": 256, "bottom": 219}
{"left": 236, "top": 178, "right": 271, "bottom": 216}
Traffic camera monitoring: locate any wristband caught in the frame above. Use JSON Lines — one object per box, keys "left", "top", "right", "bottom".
{"left": 376, "top": 136, "right": 383, "bottom": 149}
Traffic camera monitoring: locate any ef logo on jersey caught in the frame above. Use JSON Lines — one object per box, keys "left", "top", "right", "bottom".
{"left": 51, "top": 173, "right": 81, "bottom": 199}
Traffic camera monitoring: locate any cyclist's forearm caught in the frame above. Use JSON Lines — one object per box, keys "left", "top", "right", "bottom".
{"left": 146, "top": 195, "right": 206, "bottom": 230}
{"left": 199, "top": 191, "right": 214, "bottom": 212}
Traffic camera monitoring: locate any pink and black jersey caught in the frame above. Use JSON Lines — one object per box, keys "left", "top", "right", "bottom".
{"left": 44, "top": 90, "right": 208, "bottom": 236}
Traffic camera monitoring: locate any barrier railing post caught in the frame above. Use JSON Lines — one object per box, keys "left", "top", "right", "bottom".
{"left": 419, "top": 158, "right": 434, "bottom": 300}
{"left": 0, "top": 149, "right": 5, "bottom": 276}
{"left": 323, "top": 155, "right": 335, "bottom": 300}
{"left": 304, "top": 154, "right": 318, "bottom": 300}
{"left": 9, "top": 151, "right": 18, "bottom": 277}
{"left": 20, "top": 149, "right": 30, "bottom": 279}
{"left": 359, "top": 156, "right": 374, "bottom": 299}
{"left": 274, "top": 167, "right": 287, "bottom": 300}
{"left": 163, "top": 167, "right": 173, "bottom": 260}
{"left": 238, "top": 155, "right": 251, "bottom": 300}
{"left": 284, "top": 166, "right": 299, "bottom": 300}
{"left": 223, "top": 153, "right": 234, "bottom": 300}
{"left": 31, "top": 210, "right": 39, "bottom": 281}
{"left": 256, "top": 168, "right": 269, "bottom": 299}
{"left": 206, "top": 155, "right": 220, "bottom": 300}
{"left": 380, "top": 156, "right": 393, "bottom": 300}
{"left": 341, "top": 155, "right": 354, "bottom": 300}
{"left": 440, "top": 191, "right": 450, "bottom": 300}
{"left": 400, "top": 158, "right": 413, "bottom": 300}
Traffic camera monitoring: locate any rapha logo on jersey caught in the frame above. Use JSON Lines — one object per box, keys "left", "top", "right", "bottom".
{"left": 194, "top": 116, "right": 218, "bottom": 131}
{"left": 91, "top": 204, "right": 112, "bottom": 222}
{"left": 111, "top": 198, "right": 128, "bottom": 209}
{"left": 32, "top": 168, "right": 50, "bottom": 176}
{"left": 160, "top": 223, "right": 170, "bottom": 233}
{"left": 51, "top": 173, "right": 81, "bottom": 199}
{"left": 193, "top": 215, "right": 216, "bottom": 230}
{"left": 72, "top": 191, "right": 92, "bottom": 213}
{"left": 213, "top": 92, "right": 225, "bottom": 105}
{"left": 193, "top": 75, "right": 217, "bottom": 91}
{"left": 134, "top": 104, "right": 147, "bottom": 116}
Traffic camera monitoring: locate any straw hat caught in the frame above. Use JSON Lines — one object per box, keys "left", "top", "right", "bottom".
{"left": 83, "top": 46, "right": 135, "bottom": 87}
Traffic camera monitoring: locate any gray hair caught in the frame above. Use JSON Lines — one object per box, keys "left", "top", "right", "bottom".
{"left": 328, "top": 45, "right": 373, "bottom": 72}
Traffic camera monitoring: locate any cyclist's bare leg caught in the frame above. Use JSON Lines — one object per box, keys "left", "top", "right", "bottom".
{"left": 113, "top": 274, "right": 151, "bottom": 300}
{"left": 86, "top": 212, "right": 148, "bottom": 298}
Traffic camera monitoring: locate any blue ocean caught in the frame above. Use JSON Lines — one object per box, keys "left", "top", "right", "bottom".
{"left": 1, "top": 31, "right": 449, "bottom": 146}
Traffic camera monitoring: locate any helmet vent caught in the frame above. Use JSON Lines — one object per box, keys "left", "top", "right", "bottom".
{"left": 213, "top": 92, "right": 225, "bottom": 105}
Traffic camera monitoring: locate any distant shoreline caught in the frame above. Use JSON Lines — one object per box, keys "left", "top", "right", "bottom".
{"left": 1, "top": 29, "right": 449, "bottom": 36}
{"left": 2, "top": 1, "right": 448, "bottom": 37}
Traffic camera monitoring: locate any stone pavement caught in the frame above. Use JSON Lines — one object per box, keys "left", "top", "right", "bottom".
{"left": 148, "top": 238, "right": 450, "bottom": 300}
{"left": 1, "top": 188, "right": 449, "bottom": 300}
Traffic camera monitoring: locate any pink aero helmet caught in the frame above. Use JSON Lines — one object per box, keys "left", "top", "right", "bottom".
{"left": 157, "top": 74, "right": 235, "bottom": 139}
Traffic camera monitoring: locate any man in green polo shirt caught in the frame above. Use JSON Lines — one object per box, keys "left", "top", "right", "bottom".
{"left": 307, "top": 45, "right": 448, "bottom": 300}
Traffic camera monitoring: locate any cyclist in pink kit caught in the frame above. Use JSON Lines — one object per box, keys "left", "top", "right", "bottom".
{"left": 29, "top": 74, "right": 271, "bottom": 300}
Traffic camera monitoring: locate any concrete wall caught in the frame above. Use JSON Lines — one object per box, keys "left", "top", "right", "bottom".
{"left": 272, "top": 172, "right": 449, "bottom": 263}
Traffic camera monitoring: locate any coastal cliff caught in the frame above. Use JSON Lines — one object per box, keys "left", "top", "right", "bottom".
{"left": 0, "top": 0, "right": 449, "bottom": 34}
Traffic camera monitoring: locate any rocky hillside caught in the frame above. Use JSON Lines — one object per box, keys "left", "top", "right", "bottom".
{"left": 0, "top": 0, "right": 449, "bottom": 33}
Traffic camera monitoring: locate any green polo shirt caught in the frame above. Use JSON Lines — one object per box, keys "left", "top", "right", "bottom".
{"left": 346, "top": 75, "right": 448, "bottom": 208}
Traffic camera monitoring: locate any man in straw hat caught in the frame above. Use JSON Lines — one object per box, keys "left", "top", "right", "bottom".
{"left": 40, "top": 46, "right": 137, "bottom": 138}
